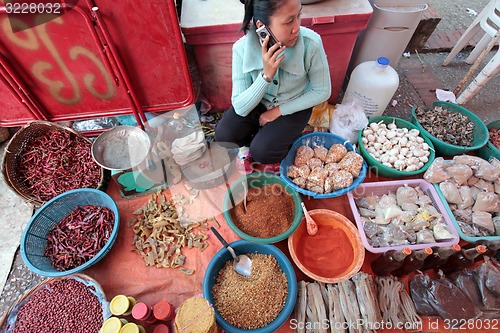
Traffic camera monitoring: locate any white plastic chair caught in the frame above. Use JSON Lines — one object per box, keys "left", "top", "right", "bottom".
{"left": 442, "top": 0, "right": 500, "bottom": 104}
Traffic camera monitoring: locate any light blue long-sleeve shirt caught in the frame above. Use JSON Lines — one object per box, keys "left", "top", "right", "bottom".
{"left": 231, "top": 26, "right": 331, "bottom": 116}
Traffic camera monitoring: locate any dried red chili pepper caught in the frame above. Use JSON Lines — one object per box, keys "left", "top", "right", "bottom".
{"left": 489, "top": 128, "right": 500, "bottom": 149}
{"left": 19, "top": 129, "right": 102, "bottom": 202}
{"left": 44, "top": 205, "right": 114, "bottom": 271}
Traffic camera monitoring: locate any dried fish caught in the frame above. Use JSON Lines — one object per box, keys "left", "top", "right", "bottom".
{"left": 294, "top": 281, "right": 307, "bottom": 333}
{"left": 180, "top": 268, "right": 194, "bottom": 275}
{"left": 326, "top": 284, "right": 346, "bottom": 333}
{"left": 128, "top": 191, "right": 209, "bottom": 270}
{"left": 306, "top": 282, "right": 328, "bottom": 333}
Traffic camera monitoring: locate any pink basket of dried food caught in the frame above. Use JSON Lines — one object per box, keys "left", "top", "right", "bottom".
{"left": 347, "top": 179, "right": 460, "bottom": 253}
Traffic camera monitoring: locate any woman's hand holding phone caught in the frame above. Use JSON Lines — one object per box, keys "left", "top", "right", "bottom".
{"left": 261, "top": 35, "right": 286, "bottom": 80}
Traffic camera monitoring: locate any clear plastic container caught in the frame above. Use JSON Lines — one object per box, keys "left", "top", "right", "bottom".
{"left": 343, "top": 57, "right": 399, "bottom": 118}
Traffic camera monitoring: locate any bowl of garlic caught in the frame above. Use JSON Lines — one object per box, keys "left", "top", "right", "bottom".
{"left": 358, "top": 116, "right": 435, "bottom": 178}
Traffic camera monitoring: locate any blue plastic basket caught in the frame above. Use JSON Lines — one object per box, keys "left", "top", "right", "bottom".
{"left": 280, "top": 132, "right": 367, "bottom": 198}
{"left": 21, "top": 188, "right": 120, "bottom": 277}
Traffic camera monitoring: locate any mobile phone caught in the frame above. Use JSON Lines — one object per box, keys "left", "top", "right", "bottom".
{"left": 256, "top": 25, "right": 278, "bottom": 50}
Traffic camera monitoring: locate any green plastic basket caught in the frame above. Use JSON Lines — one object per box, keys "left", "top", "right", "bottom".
{"left": 222, "top": 172, "right": 302, "bottom": 244}
{"left": 357, "top": 116, "right": 436, "bottom": 178}
{"left": 411, "top": 101, "right": 489, "bottom": 156}
{"left": 434, "top": 184, "right": 500, "bottom": 244}
{"left": 477, "top": 120, "right": 500, "bottom": 162}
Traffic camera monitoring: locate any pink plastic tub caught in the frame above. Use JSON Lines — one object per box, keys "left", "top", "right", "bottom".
{"left": 347, "top": 179, "right": 460, "bottom": 253}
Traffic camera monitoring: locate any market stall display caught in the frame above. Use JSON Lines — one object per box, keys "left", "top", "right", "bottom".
{"left": 424, "top": 155, "right": 500, "bottom": 242}
{"left": 21, "top": 189, "right": 119, "bottom": 277}
{"left": 347, "top": 179, "right": 459, "bottom": 253}
{"left": 203, "top": 240, "right": 297, "bottom": 332}
{"left": 1, "top": 121, "right": 107, "bottom": 206}
{"left": 358, "top": 116, "right": 435, "bottom": 177}
{"left": 411, "top": 101, "right": 489, "bottom": 156}
{"left": 0, "top": 274, "right": 108, "bottom": 333}
{"left": 280, "top": 132, "right": 367, "bottom": 198}
{"left": 223, "top": 172, "right": 303, "bottom": 244}
{"left": 288, "top": 209, "right": 365, "bottom": 283}
{"left": 2, "top": 113, "right": 499, "bottom": 333}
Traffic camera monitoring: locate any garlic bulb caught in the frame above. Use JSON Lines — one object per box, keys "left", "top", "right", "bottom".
{"left": 361, "top": 121, "right": 432, "bottom": 172}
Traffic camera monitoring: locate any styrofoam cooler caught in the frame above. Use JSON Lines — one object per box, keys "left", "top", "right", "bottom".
{"left": 180, "top": 0, "right": 373, "bottom": 111}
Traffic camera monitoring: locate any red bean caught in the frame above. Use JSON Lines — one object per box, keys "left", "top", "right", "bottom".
{"left": 10, "top": 278, "right": 103, "bottom": 333}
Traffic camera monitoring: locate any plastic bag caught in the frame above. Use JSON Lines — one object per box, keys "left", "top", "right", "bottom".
{"left": 329, "top": 99, "right": 368, "bottom": 144}
{"left": 409, "top": 274, "right": 438, "bottom": 316}
{"left": 474, "top": 260, "right": 500, "bottom": 311}
{"left": 308, "top": 101, "right": 334, "bottom": 129}
{"left": 450, "top": 268, "right": 483, "bottom": 307}
{"left": 427, "top": 276, "right": 482, "bottom": 319}
{"left": 423, "top": 157, "right": 451, "bottom": 183}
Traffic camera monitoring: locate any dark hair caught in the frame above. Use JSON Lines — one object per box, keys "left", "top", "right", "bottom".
{"left": 239, "top": 0, "right": 286, "bottom": 34}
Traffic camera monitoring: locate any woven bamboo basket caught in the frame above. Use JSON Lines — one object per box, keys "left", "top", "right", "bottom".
{"left": 0, "top": 273, "right": 109, "bottom": 333}
{"left": 1, "top": 121, "right": 108, "bottom": 207}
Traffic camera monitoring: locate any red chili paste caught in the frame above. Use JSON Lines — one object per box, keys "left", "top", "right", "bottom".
{"left": 296, "top": 220, "right": 354, "bottom": 278}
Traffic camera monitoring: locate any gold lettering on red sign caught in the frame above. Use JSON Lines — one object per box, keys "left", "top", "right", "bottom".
{"left": 2, "top": 15, "right": 116, "bottom": 104}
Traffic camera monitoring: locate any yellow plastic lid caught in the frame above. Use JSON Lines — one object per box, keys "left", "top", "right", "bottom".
{"left": 119, "top": 323, "right": 139, "bottom": 333}
{"left": 110, "top": 295, "right": 133, "bottom": 316}
{"left": 101, "top": 317, "right": 124, "bottom": 333}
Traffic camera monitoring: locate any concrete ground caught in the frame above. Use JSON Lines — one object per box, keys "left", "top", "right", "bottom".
{"left": 0, "top": 0, "right": 499, "bottom": 323}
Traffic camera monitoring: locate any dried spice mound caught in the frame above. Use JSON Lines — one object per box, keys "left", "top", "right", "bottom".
{"left": 19, "top": 129, "right": 102, "bottom": 202}
{"left": 489, "top": 128, "right": 500, "bottom": 149}
{"left": 11, "top": 278, "right": 103, "bottom": 333}
{"left": 44, "top": 205, "right": 114, "bottom": 271}
{"left": 231, "top": 184, "right": 294, "bottom": 238}
{"left": 415, "top": 106, "right": 475, "bottom": 146}
{"left": 212, "top": 254, "right": 288, "bottom": 329}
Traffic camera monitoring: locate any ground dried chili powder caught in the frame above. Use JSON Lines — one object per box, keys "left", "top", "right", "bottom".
{"left": 231, "top": 184, "right": 294, "bottom": 238}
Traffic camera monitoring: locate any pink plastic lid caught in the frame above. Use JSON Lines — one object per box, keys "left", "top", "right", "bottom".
{"left": 132, "top": 302, "right": 151, "bottom": 321}
{"left": 154, "top": 301, "right": 175, "bottom": 321}
{"left": 153, "top": 323, "right": 171, "bottom": 333}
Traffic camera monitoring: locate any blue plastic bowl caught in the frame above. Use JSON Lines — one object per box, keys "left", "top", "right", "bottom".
{"left": 21, "top": 188, "right": 120, "bottom": 277}
{"left": 280, "top": 132, "right": 367, "bottom": 198}
{"left": 203, "top": 240, "right": 297, "bottom": 333}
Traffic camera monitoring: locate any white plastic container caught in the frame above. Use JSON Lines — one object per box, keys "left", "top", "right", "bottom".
{"left": 343, "top": 57, "right": 399, "bottom": 118}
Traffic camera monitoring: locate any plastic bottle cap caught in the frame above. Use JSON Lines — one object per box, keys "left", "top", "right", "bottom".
{"left": 477, "top": 245, "right": 487, "bottom": 253}
{"left": 110, "top": 295, "right": 132, "bottom": 316}
{"left": 377, "top": 57, "right": 390, "bottom": 66}
{"left": 119, "top": 323, "right": 139, "bottom": 333}
{"left": 132, "top": 302, "right": 151, "bottom": 321}
{"left": 153, "top": 323, "right": 171, "bottom": 333}
{"left": 402, "top": 248, "right": 412, "bottom": 255}
{"left": 102, "top": 317, "right": 124, "bottom": 333}
{"left": 452, "top": 244, "right": 461, "bottom": 251}
{"left": 154, "top": 301, "right": 175, "bottom": 321}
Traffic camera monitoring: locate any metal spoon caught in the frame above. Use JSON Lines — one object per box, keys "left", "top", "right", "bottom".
{"left": 210, "top": 227, "right": 252, "bottom": 277}
{"left": 300, "top": 202, "right": 318, "bottom": 236}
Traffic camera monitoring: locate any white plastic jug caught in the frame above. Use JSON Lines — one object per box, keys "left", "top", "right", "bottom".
{"left": 343, "top": 57, "right": 399, "bottom": 118}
